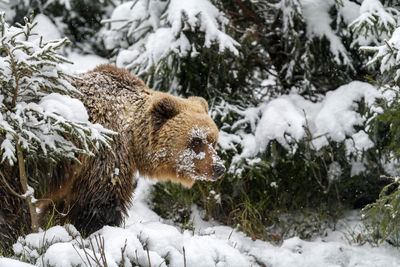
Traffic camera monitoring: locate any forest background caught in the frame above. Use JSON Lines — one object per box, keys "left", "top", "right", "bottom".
{"left": 1, "top": 0, "right": 400, "bottom": 255}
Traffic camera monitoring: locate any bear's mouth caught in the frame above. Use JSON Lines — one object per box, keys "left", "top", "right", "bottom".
{"left": 183, "top": 168, "right": 209, "bottom": 181}
{"left": 188, "top": 167, "right": 223, "bottom": 182}
{"left": 175, "top": 166, "right": 210, "bottom": 182}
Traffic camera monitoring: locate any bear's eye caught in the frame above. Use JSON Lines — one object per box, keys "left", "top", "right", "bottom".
{"left": 191, "top": 137, "right": 203, "bottom": 148}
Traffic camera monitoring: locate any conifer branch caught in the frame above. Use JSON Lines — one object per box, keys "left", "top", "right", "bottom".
{"left": 2, "top": 40, "right": 19, "bottom": 108}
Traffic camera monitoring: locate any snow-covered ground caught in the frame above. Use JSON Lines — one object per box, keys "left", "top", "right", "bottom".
{"left": 1, "top": 178, "right": 400, "bottom": 267}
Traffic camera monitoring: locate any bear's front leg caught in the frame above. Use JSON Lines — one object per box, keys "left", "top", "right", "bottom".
{"left": 65, "top": 147, "right": 135, "bottom": 236}
{"left": 68, "top": 189, "right": 125, "bottom": 235}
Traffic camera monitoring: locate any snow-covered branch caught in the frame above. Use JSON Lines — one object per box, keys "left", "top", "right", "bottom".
{"left": 101, "top": 0, "right": 239, "bottom": 75}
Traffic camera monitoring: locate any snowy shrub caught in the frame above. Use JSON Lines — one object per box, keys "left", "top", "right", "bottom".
{"left": 0, "top": 12, "right": 113, "bottom": 231}
{"left": 222, "top": 81, "right": 387, "bottom": 205}
{"left": 349, "top": 1, "right": 400, "bottom": 246}
{"left": 12, "top": 220, "right": 256, "bottom": 266}
{"left": 361, "top": 178, "right": 400, "bottom": 247}
{"left": 99, "top": 0, "right": 374, "bottom": 101}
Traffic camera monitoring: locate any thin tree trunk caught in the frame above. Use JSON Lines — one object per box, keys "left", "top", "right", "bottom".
{"left": 16, "top": 142, "right": 39, "bottom": 232}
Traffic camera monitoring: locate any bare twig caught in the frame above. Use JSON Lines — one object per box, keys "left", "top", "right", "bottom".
{"left": 120, "top": 239, "right": 127, "bottom": 267}
{"left": 72, "top": 245, "right": 89, "bottom": 267}
{"left": 80, "top": 239, "right": 94, "bottom": 267}
{"left": 72, "top": 237, "right": 92, "bottom": 267}
{"left": 86, "top": 234, "right": 108, "bottom": 267}
{"left": 0, "top": 170, "right": 25, "bottom": 200}
{"left": 97, "top": 235, "right": 108, "bottom": 267}
{"left": 380, "top": 175, "right": 397, "bottom": 181}
{"left": 135, "top": 249, "right": 139, "bottom": 266}
{"left": 183, "top": 246, "right": 187, "bottom": 267}
{"left": 146, "top": 246, "right": 151, "bottom": 267}
{"left": 88, "top": 238, "right": 101, "bottom": 266}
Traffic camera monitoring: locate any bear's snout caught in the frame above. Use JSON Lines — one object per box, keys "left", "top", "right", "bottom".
{"left": 212, "top": 164, "right": 226, "bottom": 180}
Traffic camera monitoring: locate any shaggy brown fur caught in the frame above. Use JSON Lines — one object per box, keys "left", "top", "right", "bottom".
{"left": 0, "top": 64, "right": 225, "bottom": 248}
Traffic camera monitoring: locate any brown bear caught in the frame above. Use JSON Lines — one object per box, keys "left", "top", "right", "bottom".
{"left": 0, "top": 64, "right": 225, "bottom": 248}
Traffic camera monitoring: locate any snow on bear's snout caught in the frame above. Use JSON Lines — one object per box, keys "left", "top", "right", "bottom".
{"left": 176, "top": 127, "right": 225, "bottom": 181}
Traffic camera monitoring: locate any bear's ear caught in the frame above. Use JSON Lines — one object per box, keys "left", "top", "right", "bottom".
{"left": 189, "top": 96, "right": 209, "bottom": 113}
{"left": 151, "top": 96, "right": 180, "bottom": 132}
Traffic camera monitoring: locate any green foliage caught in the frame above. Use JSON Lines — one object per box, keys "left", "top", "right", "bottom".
{"left": 362, "top": 180, "right": 400, "bottom": 246}
{"left": 90, "top": 0, "right": 398, "bottom": 244}
{"left": 349, "top": 1, "right": 400, "bottom": 246}
{"left": 349, "top": 0, "right": 399, "bottom": 46}
{"left": 151, "top": 182, "right": 197, "bottom": 227}
{"left": 110, "top": 5, "right": 378, "bottom": 221}
{"left": 372, "top": 87, "right": 400, "bottom": 158}
{"left": 147, "top": 39, "right": 245, "bottom": 103}
{"left": 218, "top": 0, "right": 365, "bottom": 96}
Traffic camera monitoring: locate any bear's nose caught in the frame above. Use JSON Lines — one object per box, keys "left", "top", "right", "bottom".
{"left": 212, "top": 164, "right": 226, "bottom": 180}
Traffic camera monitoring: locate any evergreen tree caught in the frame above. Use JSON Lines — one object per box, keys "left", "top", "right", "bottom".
{"left": 350, "top": 0, "right": 400, "bottom": 245}
{"left": 0, "top": 12, "right": 113, "bottom": 232}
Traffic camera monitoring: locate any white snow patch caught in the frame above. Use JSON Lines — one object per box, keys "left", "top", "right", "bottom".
{"left": 300, "top": 0, "right": 350, "bottom": 64}
{"left": 31, "top": 14, "right": 61, "bottom": 42}
{"left": 126, "top": 177, "right": 160, "bottom": 225}
{"left": 239, "top": 81, "right": 380, "bottom": 158}
{"left": 339, "top": 0, "right": 360, "bottom": 25}
{"left": 350, "top": 160, "right": 367, "bottom": 177}
{"left": 351, "top": 130, "right": 375, "bottom": 151}
{"left": 190, "top": 126, "right": 210, "bottom": 140}
{"left": 63, "top": 51, "right": 109, "bottom": 73}
{"left": 20, "top": 225, "right": 74, "bottom": 250}
{"left": 9, "top": 179, "right": 400, "bottom": 267}
{"left": 218, "top": 130, "right": 242, "bottom": 151}
{"left": 362, "top": 27, "right": 400, "bottom": 81}
{"left": 39, "top": 93, "right": 89, "bottom": 122}
{"left": 0, "top": 258, "right": 35, "bottom": 267}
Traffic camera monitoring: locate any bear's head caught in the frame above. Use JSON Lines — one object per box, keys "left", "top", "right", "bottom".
{"left": 148, "top": 93, "right": 225, "bottom": 187}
